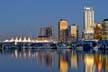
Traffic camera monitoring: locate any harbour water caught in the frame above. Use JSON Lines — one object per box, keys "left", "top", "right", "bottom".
{"left": 0, "top": 48, "right": 108, "bottom": 72}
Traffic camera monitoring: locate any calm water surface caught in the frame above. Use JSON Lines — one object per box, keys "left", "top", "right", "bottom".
{"left": 0, "top": 49, "right": 107, "bottom": 72}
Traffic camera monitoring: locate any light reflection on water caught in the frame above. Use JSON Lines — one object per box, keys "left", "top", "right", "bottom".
{"left": 0, "top": 49, "right": 108, "bottom": 72}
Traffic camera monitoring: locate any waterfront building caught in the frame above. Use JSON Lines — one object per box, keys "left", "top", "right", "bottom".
{"left": 27, "top": 37, "right": 31, "bottom": 42}
{"left": 58, "top": 19, "right": 68, "bottom": 42}
{"left": 23, "top": 37, "right": 27, "bottom": 42}
{"left": 10, "top": 38, "right": 14, "bottom": 42}
{"left": 4, "top": 37, "right": 32, "bottom": 42}
{"left": 19, "top": 37, "right": 22, "bottom": 42}
{"left": 63, "top": 29, "right": 69, "bottom": 42}
{"left": 37, "top": 24, "right": 55, "bottom": 43}
{"left": 38, "top": 24, "right": 54, "bottom": 38}
{"left": 102, "top": 19, "right": 108, "bottom": 39}
{"left": 84, "top": 7, "right": 95, "bottom": 40}
{"left": 94, "top": 23, "right": 102, "bottom": 40}
{"left": 69, "top": 24, "right": 78, "bottom": 41}
{"left": 46, "top": 24, "right": 54, "bottom": 38}
{"left": 39, "top": 27, "right": 47, "bottom": 38}
{"left": 15, "top": 37, "right": 18, "bottom": 43}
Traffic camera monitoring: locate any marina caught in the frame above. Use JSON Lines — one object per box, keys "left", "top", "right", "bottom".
{"left": 1, "top": 40, "right": 108, "bottom": 53}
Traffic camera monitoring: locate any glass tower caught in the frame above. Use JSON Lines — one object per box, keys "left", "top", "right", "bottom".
{"left": 84, "top": 7, "right": 95, "bottom": 40}
{"left": 58, "top": 19, "right": 68, "bottom": 42}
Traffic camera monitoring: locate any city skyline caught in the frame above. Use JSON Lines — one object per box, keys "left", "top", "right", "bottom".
{"left": 0, "top": 0, "right": 108, "bottom": 40}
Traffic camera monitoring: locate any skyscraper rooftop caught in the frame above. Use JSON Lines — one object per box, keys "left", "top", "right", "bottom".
{"left": 84, "top": 7, "right": 94, "bottom": 10}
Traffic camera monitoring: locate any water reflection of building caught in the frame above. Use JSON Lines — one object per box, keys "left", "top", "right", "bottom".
{"left": 37, "top": 51, "right": 55, "bottom": 68}
{"left": 12, "top": 49, "right": 37, "bottom": 59}
{"left": 71, "top": 54, "right": 78, "bottom": 70}
{"left": 12, "top": 49, "right": 56, "bottom": 68}
{"left": 97, "top": 55, "right": 102, "bottom": 72}
{"left": 90, "top": 54, "right": 108, "bottom": 72}
{"left": 84, "top": 54, "right": 96, "bottom": 72}
{"left": 100, "top": 55, "right": 108, "bottom": 72}
{"left": 59, "top": 54, "right": 68, "bottom": 72}
{"left": 9, "top": 49, "right": 108, "bottom": 72}
{"left": 106, "top": 56, "right": 108, "bottom": 72}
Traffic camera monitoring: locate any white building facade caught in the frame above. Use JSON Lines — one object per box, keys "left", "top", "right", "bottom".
{"left": 84, "top": 7, "right": 95, "bottom": 40}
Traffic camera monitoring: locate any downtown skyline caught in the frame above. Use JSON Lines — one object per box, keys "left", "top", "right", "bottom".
{"left": 0, "top": 0, "right": 108, "bottom": 40}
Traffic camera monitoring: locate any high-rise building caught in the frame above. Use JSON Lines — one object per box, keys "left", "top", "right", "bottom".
{"left": 58, "top": 19, "right": 68, "bottom": 42}
{"left": 94, "top": 23, "right": 102, "bottom": 40}
{"left": 84, "top": 7, "right": 95, "bottom": 40}
{"left": 46, "top": 24, "right": 54, "bottom": 38}
{"left": 102, "top": 19, "right": 108, "bottom": 39}
{"left": 39, "top": 27, "right": 47, "bottom": 37}
{"left": 70, "top": 24, "right": 78, "bottom": 41}
{"left": 38, "top": 24, "right": 54, "bottom": 38}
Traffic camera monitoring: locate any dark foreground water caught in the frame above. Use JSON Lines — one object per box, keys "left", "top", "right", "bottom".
{"left": 0, "top": 49, "right": 108, "bottom": 72}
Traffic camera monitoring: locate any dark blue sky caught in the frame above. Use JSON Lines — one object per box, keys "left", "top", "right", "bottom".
{"left": 0, "top": 0, "right": 108, "bottom": 40}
